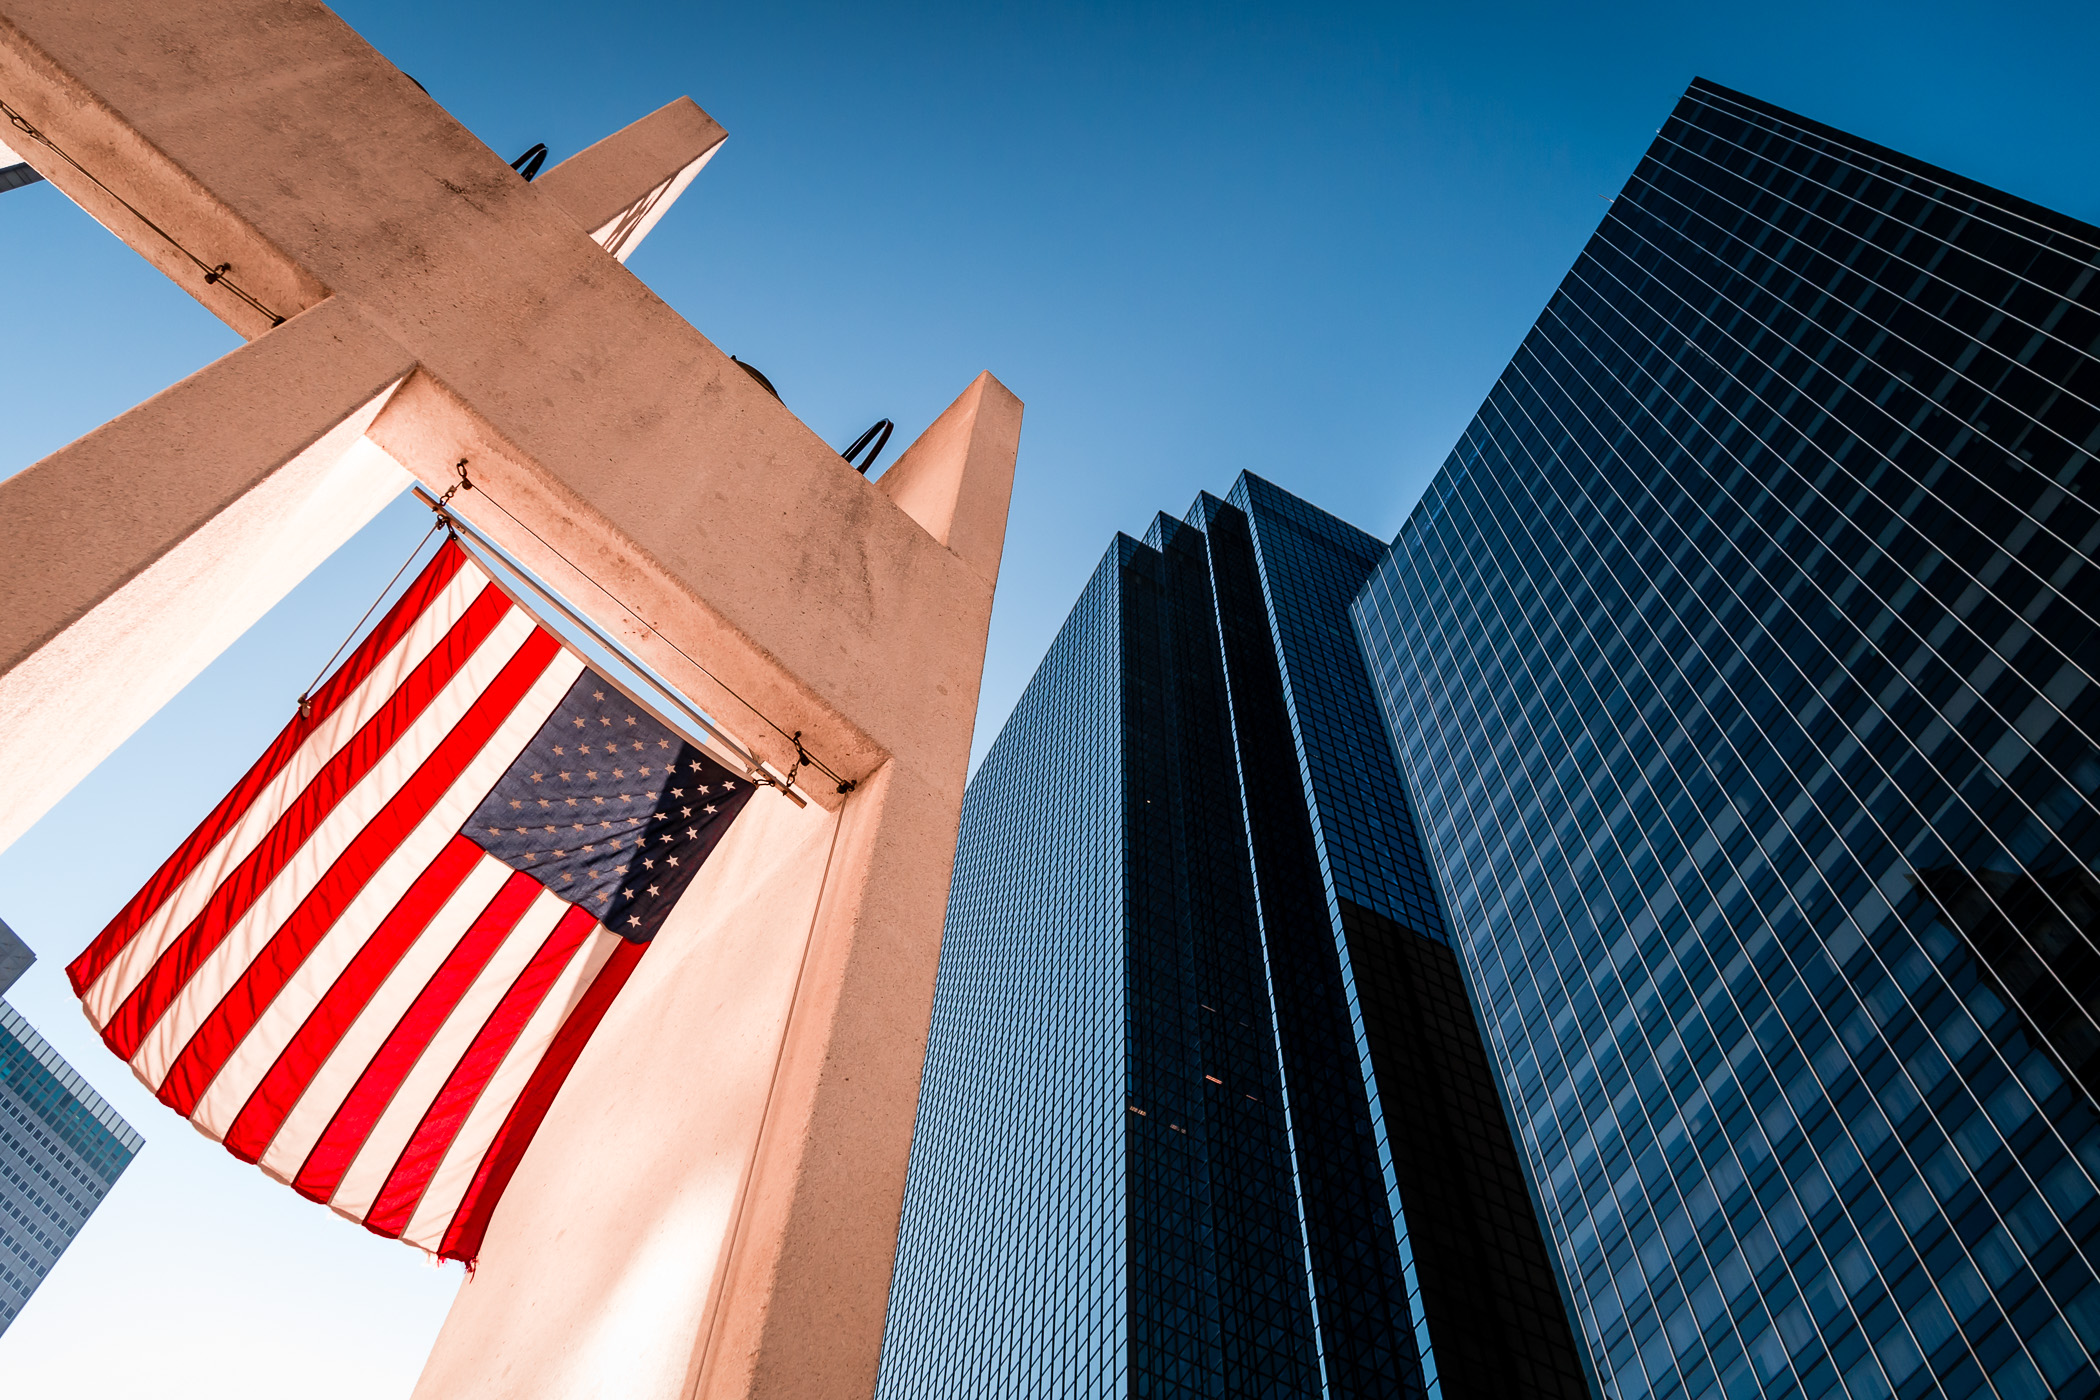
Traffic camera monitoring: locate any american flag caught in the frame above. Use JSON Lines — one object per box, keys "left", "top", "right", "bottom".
{"left": 67, "top": 539, "right": 757, "bottom": 1261}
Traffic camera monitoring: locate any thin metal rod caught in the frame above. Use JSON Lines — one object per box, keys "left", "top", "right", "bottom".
{"left": 452, "top": 473, "right": 851, "bottom": 793}
{"left": 297, "top": 518, "right": 445, "bottom": 712}
{"left": 0, "top": 98, "right": 284, "bottom": 325}
{"left": 412, "top": 485, "right": 808, "bottom": 807}
{"left": 449, "top": 521, "right": 808, "bottom": 809}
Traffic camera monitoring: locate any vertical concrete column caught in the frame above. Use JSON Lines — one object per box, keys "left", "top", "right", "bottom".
{"left": 691, "top": 760, "right": 972, "bottom": 1400}
{"left": 0, "top": 298, "right": 414, "bottom": 850}
{"left": 872, "top": 372, "right": 1023, "bottom": 582}
{"left": 415, "top": 378, "right": 1022, "bottom": 1400}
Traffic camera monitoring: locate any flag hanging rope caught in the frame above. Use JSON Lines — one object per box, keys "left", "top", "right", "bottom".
{"left": 0, "top": 97, "right": 287, "bottom": 326}
{"left": 298, "top": 519, "right": 449, "bottom": 719}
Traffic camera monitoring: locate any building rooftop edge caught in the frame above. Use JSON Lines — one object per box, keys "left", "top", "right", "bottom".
{"left": 0, "top": 998, "right": 145, "bottom": 1154}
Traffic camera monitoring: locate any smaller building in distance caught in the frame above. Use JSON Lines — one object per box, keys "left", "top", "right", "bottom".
{"left": 0, "top": 917, "right": 142, "bottom": 1334}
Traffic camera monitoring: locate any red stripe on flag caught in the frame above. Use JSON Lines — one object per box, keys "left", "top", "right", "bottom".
{"left": 99, "top": 584, "right": 514, "bottom": 1063}
{"left": 363, "top": 903, "right": 601, "bottom": 1237}
{"left": 291, "top": 870, "right": 545, "bottom": 1205}
{"left": 157, "top": 629, "right": 562, "bottom": 1116}
{"left": 221, "top": 836, "right": 483, "bottom": 1163}
{"left": 438, "top": 937, "right": 647, "bottom": 1262}
{"left": 69, "top": 541, "right": 471, "bottom": 998}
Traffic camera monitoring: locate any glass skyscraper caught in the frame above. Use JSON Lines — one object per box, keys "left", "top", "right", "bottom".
{"left": 0, "top": 917, "right": 142, "bottom": 1334}
{"left": 878, "top": 474, "right": 1587, "bottom": 1399}
{"left": 1353, "top": 79, "right": 2100, "bottom": 1400}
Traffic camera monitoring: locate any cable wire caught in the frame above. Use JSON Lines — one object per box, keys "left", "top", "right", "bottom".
{"left": 443, "top": 470, "right": 854, "bottom": 793}
{"left": 0, "top": 98, "right": 287, "bottom": 326}
{"left": 295, "top": 518, "right": 447, "bottom": 716}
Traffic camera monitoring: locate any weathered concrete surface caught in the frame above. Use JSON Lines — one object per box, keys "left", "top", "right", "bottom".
{"left": 875, "top": 372, "right": 1024, "bottom": 584}
{"left": 0, "top": 71, "right": 723, "bottom": 839}
{"left": 0, "top": 3, "right": 1023, "bottom": 1396}
{"left": 0, "top": 0, "right": 990, "bottom": 788}
{"left": 689, "top": 756, "right": 966, "bottom": 1400}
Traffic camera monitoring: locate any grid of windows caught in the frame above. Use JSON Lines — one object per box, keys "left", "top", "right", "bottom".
{"left": 1127, "top": 512, "right": 1324, "bottom": 1395}
{"left": 1232, "top": 477, "right": 1451, "bottom": 944}
{"left": 1, "top": 998, "right": 142, "bottom": 1332}
{"left": 1354, "top": 78, "right": 2100, "bottom": 1400}
{"left": 0, "top": 919, "right": 30, "bottom": 997}
{"left": 878, "top": 546, "right": 1133, "bottom": 1397}
{"left": 1228, "top": 479, "right": 1590, "bottom": 1400}
{"left": 1197, "top": 493, "right": 1428, "bottom": 1398}
{"left": 880, "top": 475, "right": 1587, "bottom": 1398}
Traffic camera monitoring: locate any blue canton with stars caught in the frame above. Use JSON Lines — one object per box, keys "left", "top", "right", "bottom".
{"left": 464, "top": 672, "right": 758, "bottom": 941}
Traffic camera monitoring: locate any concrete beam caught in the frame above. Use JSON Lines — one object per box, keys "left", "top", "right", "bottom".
{"left": 535, "top": 97, "right": 727, "bottom": 263}
{"left": 0, "top": 0, "right": 1000, "bottom": 789}
{"left": 0, "top": 6, "right": 328, "bottom": 336}
{"left": 0, "top": 297, "right": 411, "bottom": 850}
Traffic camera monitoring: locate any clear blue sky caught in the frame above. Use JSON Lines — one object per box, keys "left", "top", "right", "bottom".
{"left": 1, "top": 2, "right": 2094, "bottom": 1393}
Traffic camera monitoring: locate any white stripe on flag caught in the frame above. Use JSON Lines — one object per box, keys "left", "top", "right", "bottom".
{"left": 131, "top": 610, "right": 544, "bottom": 1084}
{"left": 255, "top": 853, "right": 517, "bottom": 1184}
{"left": 399, "top": 923, "right": 624, "bottom": 1250}
{"left": 240, "top": 649, "right": 584, "bottom": 1179}
{"left": 327, "top": 884, "right": 573, "bottom": 1221}
{"left": 83, "top": 568, "right": 492, "bottom": 1023}
{"left": 190, "top": 648, "right": 582, "bottom": 1136}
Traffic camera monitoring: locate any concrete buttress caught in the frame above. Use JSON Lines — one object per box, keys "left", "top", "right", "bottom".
{"left": 0, "top": 4, "right": 1022, "bottom": 1395}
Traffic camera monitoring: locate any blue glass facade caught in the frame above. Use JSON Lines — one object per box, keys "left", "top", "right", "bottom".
{"left": 879, "top": 475, "right": 1586, "bottom": 1398}
{"left": 1354, "top": 79, "right": 2100, "bottom": 1400}
{"left": 0, "top": 920, "right": 142, "bottom": 1333}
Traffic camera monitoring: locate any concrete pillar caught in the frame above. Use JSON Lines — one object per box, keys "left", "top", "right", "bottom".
{"left": 413, "top": 377, "right": 1021, "bottom": 1400}
{"left": 0, "top": 4, "right": 1023, "bottom": 1395}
